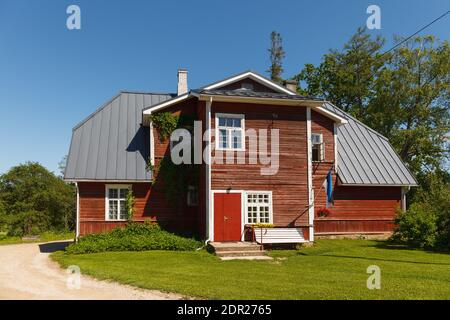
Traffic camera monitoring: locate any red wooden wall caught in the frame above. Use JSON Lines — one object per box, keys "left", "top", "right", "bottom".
{"left": 210, "top": 102, "right": 310, "bottom": 227}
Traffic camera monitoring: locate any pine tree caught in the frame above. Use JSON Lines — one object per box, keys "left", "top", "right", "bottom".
{"left": 267, "top": 31, "right": 285, "bottom": 84}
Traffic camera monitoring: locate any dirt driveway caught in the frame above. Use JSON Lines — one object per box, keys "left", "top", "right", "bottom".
{"left": 0, "top": 241, "right": 183, "bottom": 300}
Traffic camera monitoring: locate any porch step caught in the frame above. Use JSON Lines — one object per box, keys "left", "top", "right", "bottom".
{"left": 215, "top": 250, "right": 266, "bottom": 258}
{"left": 210, "top": 241, "right": 262, "bottom": 252}
{"left": 209, "top": 241, "right": 268, "bottom": 260}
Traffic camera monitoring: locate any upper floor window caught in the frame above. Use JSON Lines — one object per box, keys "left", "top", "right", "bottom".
{"left": 312, "top": 133, "right": 324, "bottom": 162}
{"left": 215, "top": 113, "right": 245, "bottom": 151}
{"left": 106, "top": 185, "right": 129, "bottom": 221}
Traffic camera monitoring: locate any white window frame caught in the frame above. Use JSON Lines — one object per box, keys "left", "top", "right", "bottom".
{"left": 244, "top": 191, "right": 273, "bottom": 225}
{"left": 187, "top": 185, "right": 199, "bottom": 207}
{"left": 311, "top": 133, "right": 325, "bottom": 162}
{"left": 215, "top": 113, "right": 245, "bottom": 151}
{"left": 105, "top": 184, "right": 131, "bottom": 221}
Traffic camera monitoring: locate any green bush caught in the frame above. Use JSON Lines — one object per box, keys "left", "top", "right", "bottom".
{"left": 392, "top": 204, "right": 438, "bottom": 248}
{"left": 392, "top": 173, "right": 450, "bottom": 250}
{"left": 65, "top": 222, "right": 202, "bottom": 254}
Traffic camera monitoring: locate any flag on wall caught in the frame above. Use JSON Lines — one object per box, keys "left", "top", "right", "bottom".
{"left": 326, "top": 170, "right": 333, "bottom": 208}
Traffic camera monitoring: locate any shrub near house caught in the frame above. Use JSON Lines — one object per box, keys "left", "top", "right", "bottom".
{"left": 65, "top": 222, "right": 202, "bottom": 254}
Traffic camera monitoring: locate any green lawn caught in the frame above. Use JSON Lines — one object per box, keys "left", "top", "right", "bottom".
{"left": 0, "top": 231, "right": 74, "bottom": 245}
{"left": 51, "top": 240, "right": 450, "bottom": 299}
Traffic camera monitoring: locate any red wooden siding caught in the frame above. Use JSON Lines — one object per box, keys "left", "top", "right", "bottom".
{"left": 78, "top": 100, "right": 203, "bottom": 237}
{"left": 78, "top": 179, "right": 200, "bottom": 236}
{"left": 211, "top": 102, "right": 310, "bottom": 227}
{"left": 314, "top": 185, "right": 401, "bottom": 234}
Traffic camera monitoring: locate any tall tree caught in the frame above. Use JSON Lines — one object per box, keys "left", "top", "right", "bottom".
{"left": 267, "top": 31, "right": 285, "bottom": 83}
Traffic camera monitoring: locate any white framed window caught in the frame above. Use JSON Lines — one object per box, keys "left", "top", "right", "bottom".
{"left": 215, "top": 113, "right": 245, "bottom": 151}
{"left": 187, "top": 185, "right": 199, "bottom": 207}
{"left": 105, "top": 185, "right": 130, "bottom": 221}
{"left": 245, "top": 191, "right": 273, "bottom": 224}
{"left": 311, "top": 133, "right": 325, "bottom": 162}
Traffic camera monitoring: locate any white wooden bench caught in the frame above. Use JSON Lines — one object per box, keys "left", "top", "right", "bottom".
{"left": 253, "top": 228, "right": 307, "bottom": 244}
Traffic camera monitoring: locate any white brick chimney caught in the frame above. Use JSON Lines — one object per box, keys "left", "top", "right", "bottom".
{"left": 177, "top": 69, "right": 188, "bottom": 96}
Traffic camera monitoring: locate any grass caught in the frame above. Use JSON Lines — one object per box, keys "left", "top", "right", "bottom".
{"left": 51, "top": 239, "right": 450, "bottom": 300}
{"left": 0, "top": 231, "right": 74, "bottom": 245}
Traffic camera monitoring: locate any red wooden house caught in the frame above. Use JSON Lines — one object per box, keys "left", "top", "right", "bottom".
{"left": 65, "top": 70, "right": 417, "bottom": 242}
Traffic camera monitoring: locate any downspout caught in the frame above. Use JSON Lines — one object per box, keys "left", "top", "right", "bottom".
{"left": 75, "top": 182, "right": 80, "bottom": 242}
{"left": 306, "top": 107, "right": 314, "bottom": 242}
{"left": 204, "top": 96, "right": 213, "bottom": 244}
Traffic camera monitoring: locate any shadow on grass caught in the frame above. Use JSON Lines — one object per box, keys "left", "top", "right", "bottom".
{"left": 39, "top": 241, "right": 73, "bottom": 253}
{"left": 296, "top": 240, "right": 450, "bottom": 265}
{"left": 374, "top": 240, "right": 450, "bottom": 255}
{"left": 296, "top": 253, "right": 450, "bottom": 266}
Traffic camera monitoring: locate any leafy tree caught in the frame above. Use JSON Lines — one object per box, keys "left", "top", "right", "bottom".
{"left": 0, "top": 162, "right": 76, "bottom": 236}
{"left": 295, "top": 27, "right": 386, "bottom": 119}
{"left": 296, "top": 28, "right": 449, "bottom": 178}
{"left": 267, "top": 31, "right": 285, "bottom": 84}
{"left": 369, "top": 35, "right": 450, "bottom": 175}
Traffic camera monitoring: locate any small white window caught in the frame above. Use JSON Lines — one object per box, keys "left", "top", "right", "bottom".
{"left": 187, "top": 185, "right": 199, "bottom": 207}
{"left": 312, "top": 133, "right": 325, "bottom": 162}
{"left": 106, "top": 185, "right": 129, "bottom": 221}
{"left": 245, "top": 192, "right": 272, "bottom": 224}
{"left": 215, "top": 113, "right": 245, "bottom": 151}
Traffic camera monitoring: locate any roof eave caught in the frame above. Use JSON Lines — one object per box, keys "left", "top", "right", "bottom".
{"left": 338, "top": 182, "right": 418, "bottom": 187}
{"left": 197, "top": 94, "right": 348, "bottom": 124}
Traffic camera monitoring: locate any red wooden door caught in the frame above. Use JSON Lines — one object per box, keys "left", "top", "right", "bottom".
{"left": 214, "top": 193, "right": 242, "bottom": 241}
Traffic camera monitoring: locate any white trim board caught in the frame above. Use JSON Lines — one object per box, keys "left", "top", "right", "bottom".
{"left": 206, "top": 99, "right": 212, "bottom": 240}
{"left": 75, "top": 182, "right": 80, "bottom": 240}
{"left": 203, "top": 71, "right": 296, "bottom": 95}
{"left": 307, "top": 108, "right": 314, "bottom": 242}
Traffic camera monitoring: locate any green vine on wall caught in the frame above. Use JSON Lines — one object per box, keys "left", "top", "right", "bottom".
{"left": 150, "top": 112, "right": 178, "bottom": 142}
{"left": 147, "top": 112, "right": 199, "bottom": 209}
{"left": 126, "top": 188, "right": 136, "bottom": 222}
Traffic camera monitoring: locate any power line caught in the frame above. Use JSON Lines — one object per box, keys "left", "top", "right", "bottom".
{"left": 381, "top": 10, "right": 450, "bottom": 57}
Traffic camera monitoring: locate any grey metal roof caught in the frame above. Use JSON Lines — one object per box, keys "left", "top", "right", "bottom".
{"left": 65, "top": 92, "right": 173, "bottom": 181}
{"left": 323, "top": 103, "right": 417, "bottom": 186}
{"left": 193, "top": 88, "right": 323, "bottom": 101}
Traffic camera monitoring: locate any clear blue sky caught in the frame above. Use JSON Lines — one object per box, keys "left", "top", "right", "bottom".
{"left": 0, "top": 0, "right": 448, "bottom": 175}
